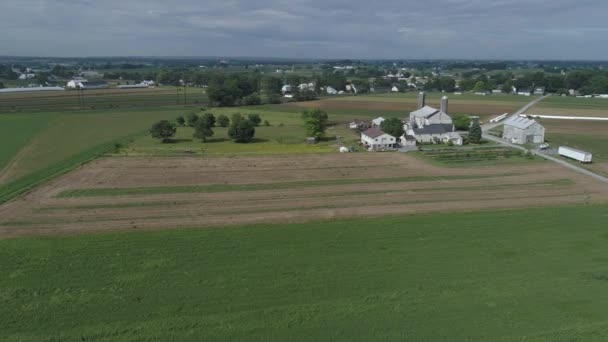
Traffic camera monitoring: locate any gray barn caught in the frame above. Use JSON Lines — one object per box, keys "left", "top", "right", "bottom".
{"left": 502, "top": 116, "right": 545, "bottom": 144}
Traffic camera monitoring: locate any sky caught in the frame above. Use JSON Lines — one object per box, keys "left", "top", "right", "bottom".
{"left": 1, "top": 0, "right": 607, "bottom": 60}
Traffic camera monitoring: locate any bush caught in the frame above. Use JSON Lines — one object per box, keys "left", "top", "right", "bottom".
{"left": 228, "top": 117, "right": 256, "bottom": 143}
{"left": 186, "top": 113, "right": 199, "bottom": 127}
{"left": 175, "top": 116, "right": 185, "bottom": 126}
{"left": 217, "top": 114, "right": 230, "bottom": 127}
{"left": 243, "top": 92, "right": 262, "bottom": 105}
{"left": 248, "top": 113, "right": 262, "bottom": 126}
{"left": 263, "top": 120, "right": 270, "bottom": 126}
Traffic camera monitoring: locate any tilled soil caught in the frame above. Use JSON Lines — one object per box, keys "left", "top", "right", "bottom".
{"left": 1, "top": 154, "right": 607, "bottom": 238}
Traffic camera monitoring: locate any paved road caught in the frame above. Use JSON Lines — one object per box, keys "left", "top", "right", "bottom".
{"left": 483, "top": 94, "right": 550, "bottom": 131}
{"left": 482, "top": 96, "right": 608, "bottom": 185}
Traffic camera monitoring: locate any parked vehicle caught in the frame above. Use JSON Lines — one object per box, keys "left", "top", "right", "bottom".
{"left": 558, "top": 146, "right": 592, "bottom": 163}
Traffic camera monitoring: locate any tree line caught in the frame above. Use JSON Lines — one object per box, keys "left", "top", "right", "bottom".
{"left": 150, "top": 110, "right": 269, "bottom": 144}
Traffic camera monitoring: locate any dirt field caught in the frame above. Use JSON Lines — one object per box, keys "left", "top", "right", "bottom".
{"left": 287, "top": 100, "right": 516, "bottom": 119}
{"left": 1, "top": 154, "right": 607, "bottom": 238}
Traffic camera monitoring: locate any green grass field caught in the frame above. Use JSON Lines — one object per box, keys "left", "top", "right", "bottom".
{"left": 0, "top": 107, "right": 191, "bottom": 203}
{"left": 546, "top": 133, "right": 608, "bottom": 162}
{"left": 3, "top": 204, "right": 608, "bottom": 341}
{"left": 535, "top": 96, "right": 608, "bottom": 110}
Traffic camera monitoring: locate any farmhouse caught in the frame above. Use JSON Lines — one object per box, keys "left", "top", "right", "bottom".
{"left": 534, "top": 87, "right": 546, "bottom": 95}
{"left": 502, "top": 116, "right": 545, "bottom": 144}
{"left": 361, "top": 127, "right": 396, "bottom": 150}
{"left": 403, "top": 93, "right": 462, "bottom": 145}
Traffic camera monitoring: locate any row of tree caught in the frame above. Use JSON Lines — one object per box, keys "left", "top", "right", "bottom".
{"left": 150, "top": 111, "right": 266, "bottom": 144}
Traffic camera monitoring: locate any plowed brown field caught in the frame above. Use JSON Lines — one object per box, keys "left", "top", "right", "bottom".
{"left": 1, "top": 154, "right": 607, "bottom": 238}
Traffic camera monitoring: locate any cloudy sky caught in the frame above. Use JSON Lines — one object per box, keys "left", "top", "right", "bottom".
{"left": 1, "top": 0, "right": 607, "bottom": 59}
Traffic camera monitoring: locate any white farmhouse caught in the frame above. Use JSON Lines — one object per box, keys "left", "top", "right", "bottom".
{"left": 361, "top": 127, "right": 396, "bottom": 150}
{"left": 502, "top": 116, "right": 545, "bottom": 144}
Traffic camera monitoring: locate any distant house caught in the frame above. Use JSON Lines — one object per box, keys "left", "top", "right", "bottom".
{"left": 502, "top": 116, "right": 545, "bottom": 144}
{"left": 371, "top": 117, "right": 385, "bottom": 127}
{"left": 492, "top": 88, "right": 503, "bottom": 94}
{"left": 361, "top": 127, "right": 396, "bottom": 150}
{"left": 534, "top": 87, "right": 546, "bottom": 95}
{"left": 117, "top": 84, "right": 149, "bottom": 89}
{"left": 326, "top": 86, "right": 338, "bottom": 95}
{"left": 391, "top": 86, "right": 399, "bottom": 92}
{"left": 517, "top": 89, "right": 531, "bottom": 96}
{"left": 281, "top": 85, "right": 292, "bottom": 93}
{"left": 474, "top": 91, "right": 490, "bottom": 96}
{"left": 18, "top": 73, "right": 36, "bottom": 80}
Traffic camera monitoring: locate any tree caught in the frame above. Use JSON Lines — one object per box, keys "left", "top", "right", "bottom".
{"left": 452, "top": 114, "right": 471, "bottom": 131}
{"left": 501, "top": 81, "right": 513, "bottom": 94}
{"left": 247, "top": 113, "right": 262, "bottom": 126}
{"left": 301, "top": 109, "right": 329, "bottom": 140}
{"left": 267, "top": 93, "right": 282, "bottom": 104}
{"left": 217, "top": 114, "right": 230, "bottom": 127}
{"left": 193, "top": 117, "right": 214, "bottom": 142}
{"left": 186, "top": 113, "right": 199, "bottom": 127}
{"left": 473, "top": 81, "right": 486, "bottom": 92}
{"left": 468, "top": 121, "right": 482, "bottom": 143}
{"left": 228, "top": 115, "right": 256, "bottom": 143}
{"left": 200, "top": 112, "right": 216, "bottom": 127}
{"left": 439, "top": 77, "right": 456, "bottom": 92}
{"left": 175, "top": 116, "right": 185, "bottom": 126}
{"left": 379, "top": 117, "right": 404, "bottom": 139}
{"left": 261, "top": 76, "right": 282, "bottom": 95}
{"left": 243, "top": 92, "right": 262, "bottom": 105}
{"left": 0, "top": 82, "right": 4, "bottom": 89}
{"left": 149, "top": 120, "right": 176, "bottom": 143}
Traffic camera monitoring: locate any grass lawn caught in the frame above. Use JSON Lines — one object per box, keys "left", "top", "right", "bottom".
{"left": 2, "top": 204, "right": 608, "bottom": 341}
{"left": 535, "top": 96, "right": 608, "bottom": 110}
{"left": 546, "top": 133, "right": 608, "bottom": 162}
{"left": 123, "top": 107, "right": 362, "bottom": 156}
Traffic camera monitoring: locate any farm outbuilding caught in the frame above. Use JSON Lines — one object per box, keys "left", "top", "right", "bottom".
{"left": 502, "top": 116, "right": 545, "bottom": 144}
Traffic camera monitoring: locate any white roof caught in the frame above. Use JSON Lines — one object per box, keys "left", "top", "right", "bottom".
{"left": 446, "top": 132, "right": 462, "bottom": 139}
{"left": 372, "top": 117, "right": 385, "bottom": 125}
{"left": 504, "top": 116, "right": 539, "bottom": 129}
{"left": 410, "top": 106, "right": 440, "bottom": 118}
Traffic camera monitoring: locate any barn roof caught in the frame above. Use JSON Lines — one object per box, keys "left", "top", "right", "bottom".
{"left": 410, "top": 106, "right": 440, "bottom": 118}
{"left": 504, "top": 116, "right": 540, "bottom": 130}
{"left": 413, "top": 124, "right": 453, "bottom": 135}
{"left": 362, "top": 127, "right": 391, "bottom": 139}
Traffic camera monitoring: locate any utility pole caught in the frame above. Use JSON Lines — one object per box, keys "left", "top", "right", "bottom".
{"left": 183, "top": 84, "right": 187, "bottom": 105}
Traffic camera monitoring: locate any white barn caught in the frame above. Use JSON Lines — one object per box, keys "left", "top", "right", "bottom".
{"left": 361, "top": 127, "right": 396, "bottom": 150}
{"left": 404, "top": 93, "right": 462, "bottom": 145}
{"left": 502, "top": 116, "right": 545, "bottom": 144}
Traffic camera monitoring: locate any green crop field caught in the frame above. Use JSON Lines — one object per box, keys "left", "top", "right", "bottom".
{"left": 0, "top": 86, "right": 208, "bottom": 113}
{"left": 414, "top": 147, "right": 542, "bottom": 166}
{"left": 3, "top": 204, "right": 608, "bottom": 341}
{"left": 0, "top": 107, "right": 191, "bottom": 203}
{"left": 535, "top": 96, "right": 608, "bottom": 110}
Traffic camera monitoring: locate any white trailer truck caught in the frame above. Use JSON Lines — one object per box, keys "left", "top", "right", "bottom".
{"left": 558, "top": 146, "right": 592, "bottom": 163}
